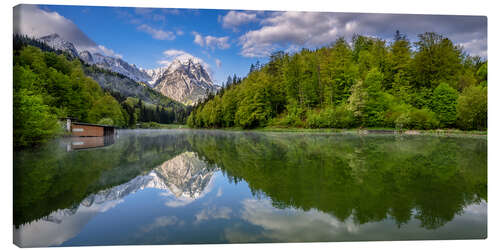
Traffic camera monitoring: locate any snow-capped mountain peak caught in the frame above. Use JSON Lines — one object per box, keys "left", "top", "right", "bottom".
{"left": 36, "top": 33, "right": 151, "bottom": 83}
{"left": 39, "top": 33, "right": 79, "bottom": 58}
{"left": 80, "top": 52, "right": 152, "bottom": 83}
{"left": 142, "top": 67, "right": 169, "bottom": 87}
{"left": 151, "top": 58, "right": 219, "bottom": 105}
{"left": 34, "top": 33, "right": 219, "bottom": 105}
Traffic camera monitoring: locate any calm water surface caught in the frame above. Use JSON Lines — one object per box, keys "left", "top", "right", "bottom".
{"left": 13, "top": 130, "right": 487, "bottom": 247}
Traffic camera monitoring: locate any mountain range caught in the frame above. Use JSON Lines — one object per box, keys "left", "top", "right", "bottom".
{"left": 151, "top": 58, "right": 218, "bottom": 105}
{"left": 43, "top": 151, "right": 215, "bottom": 224}
{"left": 37, "top": 33, "right": 219, "bottom": 105}
{"left": 14, "top": 152, "right": 217, "bottom": 247}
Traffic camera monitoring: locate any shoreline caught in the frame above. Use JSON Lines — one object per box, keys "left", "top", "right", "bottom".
{"left": 253, "top": 127, "right": 487, "bottom": 135}
{"left": 122, "top": 125, "right": 487, "bottom": 137}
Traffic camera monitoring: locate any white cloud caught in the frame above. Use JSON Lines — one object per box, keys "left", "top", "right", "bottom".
{"left": 205, "top": 36, "right": 230, "bottom": 50}
{"left": 195, "top": 205, "right": 232, "bottom": 224}
{"left": 162, "top": 49, "right": 189, "bottom": 58}
{"left": 14, "top": 4, "right": 97, "bottom": 50}
{"left": 192, "top": 32, "right": 230, "bottom": 50}
{"left": 222, "top": 11, "right": 258, "bottom": 31}
{"left": 97, "top": 45, "right": 123, "bottom": 59}
{"left": 13, "top": 198, "right": 125, "bottom": 247}
{"left": 226, "top": 199, "right": 488, "bottom": 243}
{"left": 163, "top": 198, "right": 195, "bottom": 207}
{"left": 224, "top": 198, "right": 359, "bottom": 243}
{"left": 137, "top": 24, "right": 175, "bottom": 40}
{"left": 459, "top": 38, "right": 487, "bottom": 58}
{"left": 14, "top": 5, "right": 125, "bottom": 59}
{"left": 284, "top": 44, "right": 301, "bottom": 54}
{"left": 157, "top": 60, "right": 172, "bottom": 66}
{"left": 215, "top": 59, "right": 222, "bottom": 69}
{"left": 237, "top": 11, "right": 487, "bottom": 58}
{"left": 141, "top": 216, "right": 179, "bottom": 232}
{"left": 193, "top": 32, "right": 204, "bottom": 46}
{"left": 161, "top": 49, "right": 207, "bottom": 67}
{"left": 158, "top": 187, "right": 197, "bottom": 208}
{"left": 238, "top": 12, "right": 342, "bottom": 57}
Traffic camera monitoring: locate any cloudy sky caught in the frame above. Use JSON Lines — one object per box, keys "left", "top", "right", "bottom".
{"left": 14, "top": 4, "right": 486, "bottom": 84}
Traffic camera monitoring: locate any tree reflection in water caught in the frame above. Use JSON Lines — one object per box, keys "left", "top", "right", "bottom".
{"left": 14, "top": 130, "right": 486, "bottom": 246}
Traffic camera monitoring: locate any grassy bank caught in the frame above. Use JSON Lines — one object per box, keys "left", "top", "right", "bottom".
{"left": 135, "top": 122, "right": 189, "bottom": 129}
{"left": 191, "top": 126, "right": 487, "bottom": 136}
{"left": 128, "top": 123, "right": 486, "bottom": 137}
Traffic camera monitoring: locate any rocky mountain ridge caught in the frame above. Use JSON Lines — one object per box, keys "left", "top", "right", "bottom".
{"left": 149, "top": 58, "right": 220, "bottom": 105}
{"left": 42, "top": 152, "right": 216, "bottom": 224}
{"left": 37, "top": 33, "right": 218, "bottom": 105}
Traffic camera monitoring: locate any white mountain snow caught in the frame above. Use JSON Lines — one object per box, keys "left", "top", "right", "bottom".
{"left": 14, "top": 152, "right": 217, "bottom": 247}
{"left": 150, "top": 58, "right": 220, "bottom": 105}
{"left": 142, "top": 67, "right": 169, "bottom": 86}
{"left": 38, "top": 33, "right": 79, "bottom": 58}
{"left": 33, "top": 33, "right": 219, "bottom": 105}
{"left": 79, "top": 51, "right": 152, "bottom": 83}
{"left": 15, "top": 5, "right": 220, "bottom": 105}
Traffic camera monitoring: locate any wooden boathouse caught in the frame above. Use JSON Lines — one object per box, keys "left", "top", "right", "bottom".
{"left": 71, "top": 122, "right": 115, "bottom": 137}
{"left": 67, "top": 136, "right": 116, "bottom": 151}
{"left": 62, "top": 118, "right": 115, "bottom": 137}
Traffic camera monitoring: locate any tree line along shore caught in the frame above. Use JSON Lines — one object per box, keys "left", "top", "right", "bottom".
{"left": 13, "top": 35, "right": 190, "bottom": 148}
{"left": 13, "top": 31, "right": 487, "bottom": 148}
{"left": 187, "top": 32, "right": 487, "bottom": 132}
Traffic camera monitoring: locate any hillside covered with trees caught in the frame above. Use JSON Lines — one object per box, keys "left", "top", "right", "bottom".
{"left": 13, "top": 39, "right": 189, "bottom": 148}
{"left": 188, "top": 32, "right": 487, "bottom": 131}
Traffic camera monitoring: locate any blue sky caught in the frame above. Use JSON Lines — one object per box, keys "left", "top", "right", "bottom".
{"left": 39, "top": 5, "right": 265, "bottom": 84}
{"left": 15, "top": 5, "right": 487, "bottom": 85}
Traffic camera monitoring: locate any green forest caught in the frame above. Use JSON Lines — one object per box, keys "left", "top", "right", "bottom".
{"left": 14, "top": 132, "right": 191, "bottom": 226}
{"left": 188, "top": 32, "right": 487, "bottom": 131}
{"left": 13, "top": 32, "right": 488, "bottom": 148}
{"left": 190, "top": 132, "right": 486, "bottom": 229}
{"left": 13, "top": 38, "right": 189, "bottom": 148}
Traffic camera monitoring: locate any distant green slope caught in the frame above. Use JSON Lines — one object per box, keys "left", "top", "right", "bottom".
{"left": 13, "top": 35, "right": 192, "bottom": 148}
{"left": 82, "top": 64, "right": 183, "bottom": 107}
{"left": 15, "top": 34, "right": 192, "bottom": 122}
{"left": 14, "top": 44, "right": 127, "bottom": 147}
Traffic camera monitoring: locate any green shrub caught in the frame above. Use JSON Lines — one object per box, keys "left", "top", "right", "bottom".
{"left": 305, "top": 109, "right": 324, "bottom": 128}
{"left": 431, "top": 82, "right": 458, "bottom": 127}
{"left": 137, "top": 122, "right": 161, "bottom": 128}
{"left": 273, "top": 105, "right": 304, "bottom": 127}
{"left": 408, "top": 108, "right": 439, "bottom": 129}
{"left": 392, "top": 107, "right": 438, "bottom": 130}
{"left": 457, "top": 86, "right": 487, "bottom": 130}
{"left": 13, "top": 89, "right": 61, "bottom": 148}
{"left": 97, "top": 118, "right": 114, "bottom": 126}
{"left": 385, "top": 103, "right": 412, "bottom": 127}
{"left": 395, "top": 112, "right": 411, "bottom": 130}
{"left": 476, "top": 62, "right": 487, "bottom": 87}
{"left": 331, "top": 104, "right": 355, "bottom": 128}
{"left": 88, "top": 94, "right": 127, "bottom": 127}
{"left": 305, "top": 105, "right": 354, "bottom": 128}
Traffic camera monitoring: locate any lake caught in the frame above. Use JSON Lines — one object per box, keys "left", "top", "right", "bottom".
{"left": 13, "top": 129, "right": 487, "bottom": 247}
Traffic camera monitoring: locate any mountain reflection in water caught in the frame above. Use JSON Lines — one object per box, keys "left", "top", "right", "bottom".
{"left": 13, "top": 130, "right": 487, "bottom": 246}
{"left": 14, "top": 151, "right": 216, "bottom": 247}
